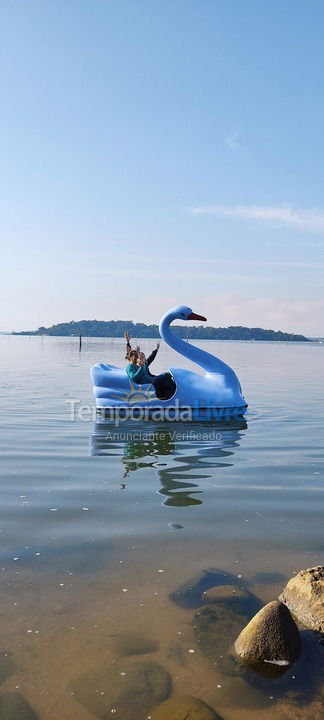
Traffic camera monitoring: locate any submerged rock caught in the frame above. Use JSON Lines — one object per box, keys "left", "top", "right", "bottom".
{"left": 279, "top": 566, "right": 324, "bottom": 632}
{"left": 194, "top": 604, "right": 248, "bottom": 657}
{"left": 202, "top": 585, "right": 260, "bottom": 614}
{"left": 234, "top": 600, "right": 301, "bottom": 675}
{"left": 70, "top": 660, "right": 171, "bottom": 720}
{"left": 0, "top": 693, "right": 39, "bottom": 719}
{"left": 150, "top": 695, "right": 223, "bottom": 719}
{"left": 170, "top": 568, "right": 262, "bottom": 615}
{"left": 193, "top": 603, "right": 250, "bottom": 676}
{"left": 114, "top": 633, "right": 158, "bottom": 656}
{"left": 170, "top": 569, "right": 246, "bottom": 609}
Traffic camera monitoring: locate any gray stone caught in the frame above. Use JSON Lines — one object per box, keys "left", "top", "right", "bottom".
{"left": 0, "top": 693, "right": 38, "bottom": 720}
{"left": 234, "top": 600, "right": 301, "bottom": 673}
{"left": 150, "top": 695, "right": 223, "bottom": 719}
{"left": 114, "top": 633, "right": 158, "bottom": 656}
{"left": 279, "top": 565, "right": 324, "bottom": 632}
{"left": 70, "top": 660, "right": 171, "bottom": 720}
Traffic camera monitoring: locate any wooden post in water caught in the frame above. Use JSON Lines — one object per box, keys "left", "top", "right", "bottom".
{"left": 79, "top": 334, "right": 82, "bottom": 351}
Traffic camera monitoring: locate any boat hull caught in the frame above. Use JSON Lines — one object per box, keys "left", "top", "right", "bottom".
{"left": 90, "top": 363, "right": 248, "bottom": 420}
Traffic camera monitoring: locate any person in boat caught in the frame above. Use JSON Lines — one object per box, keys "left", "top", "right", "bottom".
{"left": 126, "top": 349, "right": 175, "bottom": 400}
{"left": 124, "top": 331, "right": 160, "bottom": 374}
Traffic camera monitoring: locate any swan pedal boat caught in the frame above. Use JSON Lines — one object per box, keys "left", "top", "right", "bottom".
{"left": 91, "top": 305, "right": 248, "bottom": 418}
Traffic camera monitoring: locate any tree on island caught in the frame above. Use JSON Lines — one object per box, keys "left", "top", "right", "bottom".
{"left": 13, "top": 319, "right": 310, "bottom": 342}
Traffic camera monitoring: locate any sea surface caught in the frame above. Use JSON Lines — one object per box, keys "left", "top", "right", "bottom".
{"left": 0, "top": 335, "right": 324, "bottom": 720}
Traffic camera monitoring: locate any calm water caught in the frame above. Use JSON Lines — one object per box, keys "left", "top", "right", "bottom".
{"left": 1, "top": 336, "right": 324, "bottom": 720}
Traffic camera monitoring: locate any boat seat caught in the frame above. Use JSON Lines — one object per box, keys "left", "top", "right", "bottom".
{"left": 154, "top": 373, "right": 177, "bottom": 400}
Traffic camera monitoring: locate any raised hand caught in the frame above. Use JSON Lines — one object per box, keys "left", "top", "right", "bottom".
{"left": 124, "top": 331, "right": 131, "bottom": 342}
{"left": 156, "top": 341, "right": 160, "bottom": 350}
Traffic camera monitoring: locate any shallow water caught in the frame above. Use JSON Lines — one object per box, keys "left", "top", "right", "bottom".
{"left": 0, "top": 335, "right": 324, "bottom": 719}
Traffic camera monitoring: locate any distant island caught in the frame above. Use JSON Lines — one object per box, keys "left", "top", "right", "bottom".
{"left": 12, "top": 319, "right": 310, "bottom": 341}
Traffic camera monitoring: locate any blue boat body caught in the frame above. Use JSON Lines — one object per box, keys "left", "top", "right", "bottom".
{"left": 90, "top": 305, "right": 248, "bottom": 418}
{"left": 90, "top": 363, "right": 247, "bottom": 416}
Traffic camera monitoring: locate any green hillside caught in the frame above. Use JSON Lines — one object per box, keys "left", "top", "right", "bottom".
{"left": 13, "top": 319, "right": 310, "bottom": 342}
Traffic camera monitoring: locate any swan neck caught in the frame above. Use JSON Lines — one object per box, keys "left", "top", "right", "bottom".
{"left": 159, "top": 314, "right": 234, "bottom": 375}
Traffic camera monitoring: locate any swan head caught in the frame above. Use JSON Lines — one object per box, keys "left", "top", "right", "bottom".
{"left": 162, "top": 305, "right": 207, "bottom": 323}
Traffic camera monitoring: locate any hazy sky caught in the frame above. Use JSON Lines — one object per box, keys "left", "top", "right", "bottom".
{"left": 1, "top": 1, "right": 324, "bottom": 334}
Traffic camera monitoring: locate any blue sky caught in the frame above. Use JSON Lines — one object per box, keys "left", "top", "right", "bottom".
{"left": 1, "top": 0, "right": 324, "bottom": 334}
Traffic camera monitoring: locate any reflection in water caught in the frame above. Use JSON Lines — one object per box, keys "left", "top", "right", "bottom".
{"left": 90, "top": 419, "right": 247, "bottom": 508}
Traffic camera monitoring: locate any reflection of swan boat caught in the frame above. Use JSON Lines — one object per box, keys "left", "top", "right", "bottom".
{"left": 90, "top": 419, "right": 247, "bottom": 507}
{"left": 91, "top": 305, "right": 247, "bottom": 417}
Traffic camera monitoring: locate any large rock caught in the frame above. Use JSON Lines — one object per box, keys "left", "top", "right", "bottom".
{"left": 279, "top": 566, "right": 324, "bottom": 631}
{"left": 150, "top": 695, "right": 223, "bottom": 719}
{"left": 70, "top": 660, "right": 171, "bottom": 720}
{"left": 234, "top": 600, "right": 301, "bottom": 673}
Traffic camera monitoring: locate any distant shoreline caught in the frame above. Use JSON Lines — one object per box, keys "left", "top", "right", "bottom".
{"left": 10, "top": 319, "right": 311, "bottom": 342}
{"left": 5, "top": 335, "right": 318, "bottom": 343}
